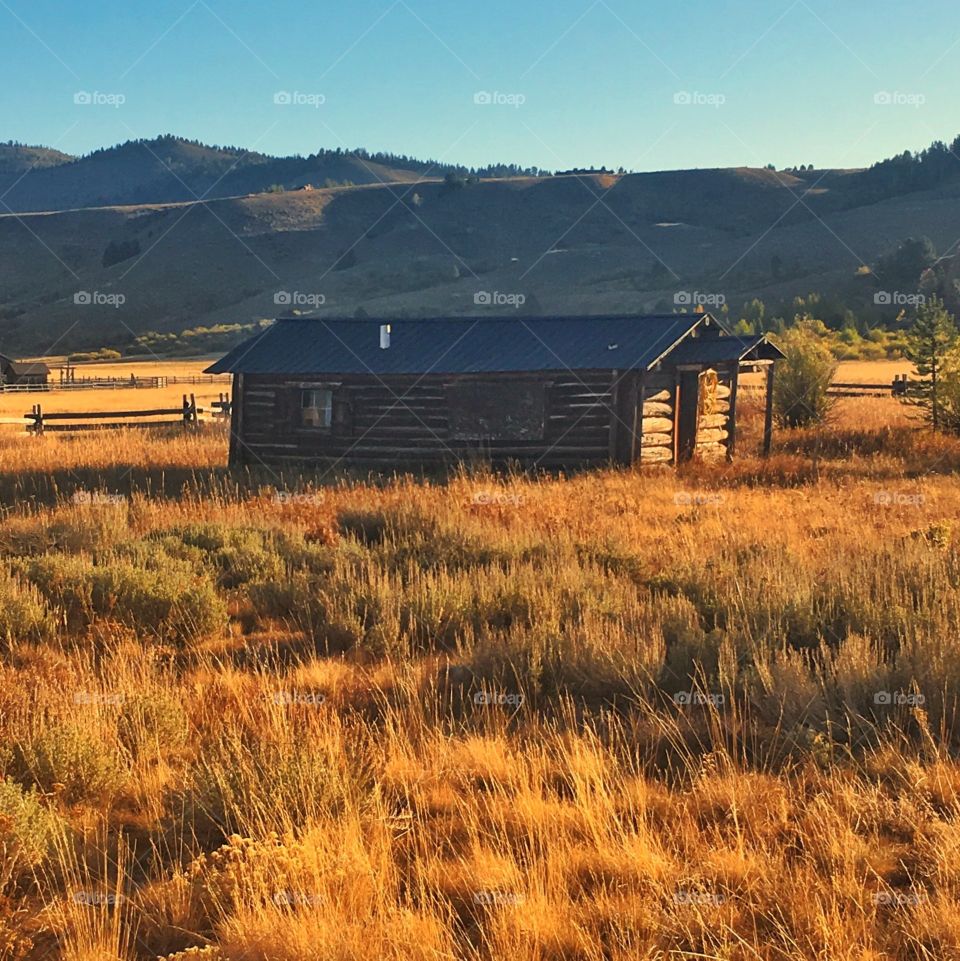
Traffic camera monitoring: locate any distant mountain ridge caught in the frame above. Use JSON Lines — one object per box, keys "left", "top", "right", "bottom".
{"left": 0, "top": 135, "right": 547, "bottom": 213}
{"left": 0, "top": 142, "right": 74, "bottom": 175}
{"left": 3, "top": 132, "right": 960, "bottom": 217}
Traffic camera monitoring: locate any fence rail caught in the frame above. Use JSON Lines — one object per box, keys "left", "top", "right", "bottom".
{"left": 827, "top": 374, "right": 910, "bottom": 397}
{"left": 168, "top": 375, "right": 232, "bottom": 385}
{"left": 740, "top": 374, "right": 911, "bottom": 398}
{"left": 25, "top": 394, "right": 231, "bottom": 434}
{"left": 2, "top": 377, "right": 169, "bottom": 393}
{"left": 2, "top": 373, "right": 231, "bottom": 393}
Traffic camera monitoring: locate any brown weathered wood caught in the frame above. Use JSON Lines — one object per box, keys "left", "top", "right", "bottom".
{"left": 640, "top": 446, "right": 672, "bottom": 464}
{"left": 696, "top": 427, "right": 729, "bottom": 444}
{"left": 608, "top": 370, "right": 621, "bottom": 463}
{"left": 641, "top": 415, "right": 673, "bottom": 434}
{"left": 634, "top": 372, "right": 646, "bottom": 464}
{"left": 644, "top": 388, "right": 672, "bottom": 403}
{"left": 726, "top": 362, "right": 739, "bottom": 460}
{"left": 447, "top": 380, "right": 548, "bottom": 440}
{"left": 645, "top": 374, "right": 674, "bottom": 392}
{"left": 763, "top": 363, "right": 775, "bottom": 456}
{"left": 676, "top": 369, "right": 701, "bottom": 462}
{"left": 697, "top": 442, "right": 728, "bottom": 461}
{"left": 37, "top": 407, "right": 187, "bottom": 420}
{"left": 698, "top": 413, "right": 728, "bottom": 431}
{"left": 234, "top": 365, "right": 765, "bottom": 471}
{"left": 609, "top": 370, "right": 641, "bottom": 465}
{"left": 625, "top": 371, "right": 641, "bottom": 464}
{"left": 229, "top": 374, "right": 242, "bottom": 466}
{"left": 39, "top": 421, "right": 186, "bottom": 432}
{"left": 672, "top": 374, "right": 681, "bottom": 464}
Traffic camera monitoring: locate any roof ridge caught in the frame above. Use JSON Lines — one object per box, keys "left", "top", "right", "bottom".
{"left": 276, "top": 313, "right": 707, "bottom": 323}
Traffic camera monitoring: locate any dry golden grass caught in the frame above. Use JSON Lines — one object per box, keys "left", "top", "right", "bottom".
{"left": 0, "top": 358, "right": 225, "bottom": 421}
{"left": 1, "top": 388, "right": 960, "bottom": 959}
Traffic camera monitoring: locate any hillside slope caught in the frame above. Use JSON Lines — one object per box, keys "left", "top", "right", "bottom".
{"left": 0, "top": 137, "right": 433, "bottom": 213}
{"left": 3, "top": 167, "right": 960, "bottom": 355}
{"left": 0, "top": 142, "right": 75, "bottom": 175}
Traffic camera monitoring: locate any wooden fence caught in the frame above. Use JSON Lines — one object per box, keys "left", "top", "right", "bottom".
{"left": 1, "top": 377, "right": 169, "bottom": 393}
{"left": 168, "top": 375, "right": 232, "bottom": 385}
{"left": 827, "top": 374, "right": 910, "bottom": 397}
{"left": 740, "top": 374, "right": 911, "bottom": 398}
{"left": 2, "top": 374, "right": 230, "bottom": 394}
{"left": 25, "top": 394, "right": 231, "bottom": 434}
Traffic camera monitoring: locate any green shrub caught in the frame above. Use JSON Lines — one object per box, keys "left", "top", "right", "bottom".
{"left": 117, "top": 690, "right": 191, "bottom": 759}
{"left": 14, "top": 556, "right": 93, "bottom": 630}
{"left": 337, "top": 506, "right": 523, "bottom": 571}
{"left": 772, "top": 321, "right": 839, "bottom": 428}
{"left": 0, "top": 573, "right": 55, "bottom": 644}
{"left": 189, "top": 724, "right": 358, "bottom": 835}
{"left": 20, "top": 554, "right": 226, "bottom": 644}
{"left": 251, "top": 551, "right": 652, "bottom": 663}
{"left": 0, "top": 778, "right": 65, "bottom": 878}
{"left": 67, "top": 347, "right": 123, "bottom": 362}
{"left": 10, "top": 724, "right": 127, "bottom": 805}
{"left": 147, "top": 524, "right": 298, "bottom": 588}
{"left": 46, "top": 501, "right": 130, "bottom": 552}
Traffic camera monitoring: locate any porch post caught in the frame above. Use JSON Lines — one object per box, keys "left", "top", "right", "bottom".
{"left": 228, "top": 373, "right": 244, "bottom": 468}
{"left": 726, "top": 361, "right": 739, "bottom": 461}
{"left": 762, "top": 363, "right": 775, "bottom": 456}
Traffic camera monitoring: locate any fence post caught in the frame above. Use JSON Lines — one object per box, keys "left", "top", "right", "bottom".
{"left": 32, "top": 403, "right": 44, "bottom": 435}
{"left": 182, "top": 394, "right": 190, "bottom": 429}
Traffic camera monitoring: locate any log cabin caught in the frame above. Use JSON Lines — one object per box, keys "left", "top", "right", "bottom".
{"left": 0, "top": 353, "right": 50, "bottom": 388}
{"left": 206, "top": 313, "right": 783, "bottom": 471}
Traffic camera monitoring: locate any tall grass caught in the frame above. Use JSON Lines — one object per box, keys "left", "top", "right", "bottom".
{"left": 0, "top": 400, "right": 959, "bottom": 958}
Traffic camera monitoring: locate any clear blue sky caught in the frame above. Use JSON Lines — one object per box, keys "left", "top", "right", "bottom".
{"left": 1, "top": 0, "right": 958, "bottom": 171}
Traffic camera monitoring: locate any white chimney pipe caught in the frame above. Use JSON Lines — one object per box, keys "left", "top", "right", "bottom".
{"left": 380, "top": 324, "right": 391, "bottom": 349}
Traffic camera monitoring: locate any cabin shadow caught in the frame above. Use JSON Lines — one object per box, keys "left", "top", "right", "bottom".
{"left": 0, "top": 459, "right": 600, "bottom": 510}
{"left": 0, "top": 465, "right": 238, "bottom": 508}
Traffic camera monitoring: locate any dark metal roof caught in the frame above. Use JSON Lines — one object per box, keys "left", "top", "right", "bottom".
{"left": 7, "top": 362, "right": 50, "bottom": 376}
{"left": 206, "top": 314, "right": 739, "bottom": 375}
{"left": 669, "top": 334, "right": 784, "bottom": 365}
{"left": 0, "top": 354, "right": 50, "bottom": 376}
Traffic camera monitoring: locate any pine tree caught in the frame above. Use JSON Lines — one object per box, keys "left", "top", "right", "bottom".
{"left": 903, "top": 295, "right": 958, "bottom": 430}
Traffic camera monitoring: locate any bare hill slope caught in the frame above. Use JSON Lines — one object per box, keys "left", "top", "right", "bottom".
{"left": 4, "top": 166, "right": 960, "bottom": 354}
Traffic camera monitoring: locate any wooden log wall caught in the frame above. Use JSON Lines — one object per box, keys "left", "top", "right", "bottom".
{"left": 635, "top": 367, "right": 736, "bottom": 466}
{"left": 695, "top": 369, "right": 732, "bottom": 461}
{"left": 638, "top": 371, "right": 675, "bottom": 465}
{"left": 236, "top": 372, "right": 616, "bottom": 469}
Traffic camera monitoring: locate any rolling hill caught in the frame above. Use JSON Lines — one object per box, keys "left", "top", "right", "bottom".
{"left": 1, "top": 135, "right": 959, "bottom": 355}
{"left": 0, "top": 142, "right": 74, "bottom": 175}
{"left": 0, "top": 136, "right": 543, "bottom": 214}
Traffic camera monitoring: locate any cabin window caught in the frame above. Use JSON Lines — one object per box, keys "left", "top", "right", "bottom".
{"left": 301, "top": 388, "right": 333, "bottom": 428}
{"left": 446, "top": 380, "right": 548, "bottom": 441}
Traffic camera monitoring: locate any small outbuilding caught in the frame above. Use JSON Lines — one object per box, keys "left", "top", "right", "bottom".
{"left": 0, "top": 353, "right": 50, "bottom": 388}
{"left": 207, "top": 313, "right": 783, "bottom": 470}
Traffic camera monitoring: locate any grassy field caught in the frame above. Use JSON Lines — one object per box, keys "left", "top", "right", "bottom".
{"left": 0, "top": 358, "right": 226, "bottom": 423}
{"left": 2, "top": 387, "right": 960, "bottom": 960}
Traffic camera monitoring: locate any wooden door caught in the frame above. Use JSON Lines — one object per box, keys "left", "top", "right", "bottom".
{"left": 676, "top": 369, "right": 701, "bottom": 462}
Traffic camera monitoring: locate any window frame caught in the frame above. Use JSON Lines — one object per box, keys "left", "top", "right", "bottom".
{"left": 444, "top": 378, "right": 551, "bottom": 441}
{"left": 287, "top": 381, "right": 347, "bottom": 434}
{"left": 300, "top": 387, "right": 334, "bottom": 429}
